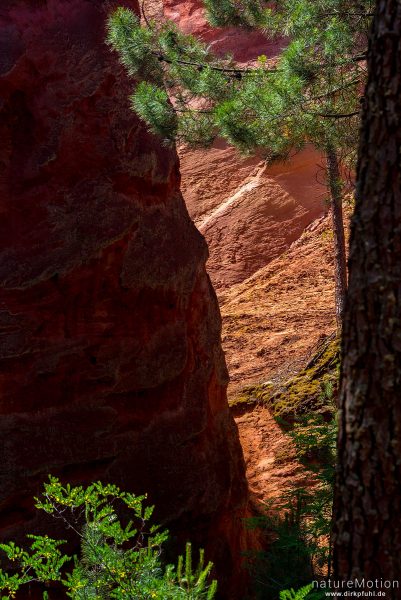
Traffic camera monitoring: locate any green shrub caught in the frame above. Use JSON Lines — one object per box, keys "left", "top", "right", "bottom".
{"left": 0, "top": 477, "right": 217, "bottom": 600}
{"left": 280, "top": 583, "right": 325, "bottom": 599}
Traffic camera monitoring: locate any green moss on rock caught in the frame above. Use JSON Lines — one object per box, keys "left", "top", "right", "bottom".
{"left": 230, "top": 336, "right": 339, "bottom": 421}
{"left": 230, "top": 383, "right": 274, "bottom": 410}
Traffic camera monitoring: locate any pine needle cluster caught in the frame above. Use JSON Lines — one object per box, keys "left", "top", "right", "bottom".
{"left": 106, "top": 1, "right": 372, "bottom": 163}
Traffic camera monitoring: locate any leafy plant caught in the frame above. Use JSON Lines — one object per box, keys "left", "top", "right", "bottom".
{"left": 280, "top": 582, "right": 325, "bottom": 599}
{"left": 280, "top": 583, "right": 313, "bottom": 599}
{"left": 0, "top": 477, "right": 217, "bottom": 600}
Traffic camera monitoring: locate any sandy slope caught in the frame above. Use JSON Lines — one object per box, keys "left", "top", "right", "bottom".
{"left": 220, "top": 214, "right": 337, "bottom": 397}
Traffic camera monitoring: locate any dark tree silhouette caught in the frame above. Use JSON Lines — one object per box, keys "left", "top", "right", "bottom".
{"left": 326, "top": 143, "right": 348, "bottom": 327}
{"left": 333, "top": 0, "right": 401, "bottom": 591}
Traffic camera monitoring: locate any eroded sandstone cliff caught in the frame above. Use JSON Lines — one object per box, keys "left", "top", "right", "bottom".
{"left": 0, "top": 1, "right": 248, "bottom": 595}
{"left": 154, "top": 0, "right": 333, "bottom": 396}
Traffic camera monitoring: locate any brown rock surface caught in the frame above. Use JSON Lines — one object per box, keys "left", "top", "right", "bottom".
{"left": 223, "top": 215, "right": 337, "bottom": 397}
{"left": 155, "top": 0, "right": 338, "bottom": 512}
{"left": 162, "top": 0, "right": 283, "bottom": 62}
{"left": 180, "top": 144, "right": 325, "bottom": 291}
{"left": 152, "top": 0, "right": 334, "bottom": 393}
{"left": 0, "top": 1, "right": 249, "bottom": 594}
{"left": 229, "top": 213, "right": 342, "bottom": 518}
{"left": 235, "top": 405, "right": 316, "bottom": 509}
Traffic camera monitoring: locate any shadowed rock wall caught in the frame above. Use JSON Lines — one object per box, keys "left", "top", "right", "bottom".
{"left": 0, "top": 1, "right": 248, "bottom": 595}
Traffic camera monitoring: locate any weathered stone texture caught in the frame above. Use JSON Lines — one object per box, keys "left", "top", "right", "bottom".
{"left": 0, "top": 1, "right": 248, "bottom": 595}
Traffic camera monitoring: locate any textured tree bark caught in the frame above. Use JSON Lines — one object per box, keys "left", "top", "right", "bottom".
{"left": 333, "top": 0, "right": 401, "bottom": 593}
{"left": 326, "top": 144, "right": 348, "bottom": 329}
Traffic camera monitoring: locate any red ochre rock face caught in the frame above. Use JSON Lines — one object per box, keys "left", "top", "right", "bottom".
{"left": 162, "top": 0, "right": 284, "bottom": 62}
{"left": 0, "top": 1, "right": 248, "bottom": 595}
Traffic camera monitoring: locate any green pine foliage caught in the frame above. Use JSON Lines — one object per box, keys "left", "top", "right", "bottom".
{"left": 106, "top": 2, "right": 372, "bottom": 164}
{"left": 132, "top": 82, "right": 178, "bottom": 140}
{"left": 0, "top": 477, "right": 217, "bottom": 600}
{"left": 204, "top": 0, "right": 267, "bottom": 27}
{"left": 105, "top": 7, "right": 163, "bottom": 83}
{"left": 106, "top": 2, "right": 366, "bottom": 322}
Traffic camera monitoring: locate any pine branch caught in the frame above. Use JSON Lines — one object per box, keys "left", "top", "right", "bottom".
{"left": 307, "top": 110, "right": 360, "bottom": 119}
{"left": 152, "top": 50, "right": 278, "bottom": 75}
{"left": 304, "top": 78, "right": 361, "bottom": 104}
{"left": 141, "top": 0, "right": 151, "bottom": 28}
{"left": 155, "top": 50, "right": 367, "bottom": 82}
{"left": 320, "top": 11, "right": 374, "bottom": 17}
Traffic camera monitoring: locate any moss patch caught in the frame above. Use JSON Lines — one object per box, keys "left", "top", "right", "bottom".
{"left": 230, "top": 336, "right": 339, "bottom": 421}
{"left": 230, "top": 382, "right": 274, "bottom": 410}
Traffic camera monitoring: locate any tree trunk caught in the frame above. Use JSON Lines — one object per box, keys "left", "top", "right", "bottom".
{"left": 333, "top": 0, "right": 401, "bottom": 592}
{"left": 326, "top": 144, "right": 347, "bottom": 330}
